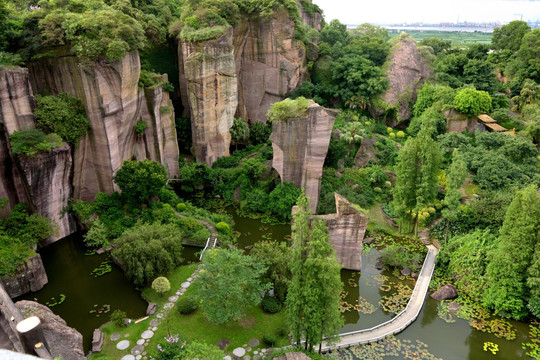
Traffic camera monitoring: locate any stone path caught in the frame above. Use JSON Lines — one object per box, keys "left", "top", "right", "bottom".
{"left": 319, "top": 244, "right": 439, "bottom": 352}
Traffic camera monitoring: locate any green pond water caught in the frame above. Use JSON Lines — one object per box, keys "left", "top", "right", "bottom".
{"left": 16, "top": 212, "right": 535, "bottom": 359}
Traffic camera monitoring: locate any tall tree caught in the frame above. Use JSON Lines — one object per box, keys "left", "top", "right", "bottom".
{"left": 303, "top": 218, "right": 344, "bottom": 353}
{"left": 392, "top": 119, "right": 442, "bottom": 235}
{"left": 441, "top": 150, "right": 468, "bottom": 242}
{"left": 484, "top": 184, "right": 540, "bottom": 319}
{"left": 492, "top": 20, "right": 531, "bottom": 52}
{"left": 286, "top": 191, "right": 311, "bottom": 344}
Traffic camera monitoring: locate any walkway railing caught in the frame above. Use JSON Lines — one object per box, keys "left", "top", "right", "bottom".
{"left": 320, "top": 245, "right": 439, "bottom": 352}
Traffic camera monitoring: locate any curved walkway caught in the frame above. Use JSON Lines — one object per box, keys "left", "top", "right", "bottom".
{"left": 321, "top": 244, "right": 439, "bottom": 353}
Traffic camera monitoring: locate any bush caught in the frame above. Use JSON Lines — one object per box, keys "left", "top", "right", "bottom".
{"left": 263, "top": 333, "right": 277, "bottom": 346}
{"left": 250, "top": 122, "right": 272, "bottom": 145}
{"left": 113, "top": 160, "right": 168, "bottom": 203}
{"left": 261, "top": 295, "right": 282, "bottom": 314}
{"left": 215, "top": 221, "right": 230, "bottom": 235}
{"left": 267, "top": 97, "right": 311, "bottom": 122}
{"left": 152, "top": 277, "right": 171, "bottom": 296}
{"left": 453, "top": 88, "right": 492, "bottom": 117}
{"left": 83, "top": 219, "right": 109, "bottom": 248}
{"left": 176, "top": 203, "right": 187, "bottom": 212}
{"left": 110, "top": 310, "right": 127, "bottom": 327}
{"left": 176, "top": 295, "right": 198, "bottom": 315}
{"left": 9, "top": 129, "right": 63, "bottom": 157}
{"left": 135, "top": 120, "right": 148, "bottom": 137}
{"left": 212, "top": 156, "right": 240, "bottom": 169}
{"left": 34, "top": 93, "right": 90, "bottom": 145}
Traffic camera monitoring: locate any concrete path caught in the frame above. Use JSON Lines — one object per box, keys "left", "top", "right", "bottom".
{"left": 321, "top": 244, "right": 439, "bottom": 352}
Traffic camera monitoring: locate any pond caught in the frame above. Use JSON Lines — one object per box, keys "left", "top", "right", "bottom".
{"left": 15, "top": 232, "right": 200, "bottom": 353}
{"left": 16, "top": 211, "right": 535, "bottom": 359}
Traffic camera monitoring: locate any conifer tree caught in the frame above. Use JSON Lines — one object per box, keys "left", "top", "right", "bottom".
{"left": 485, "top": 184, "right": 540, "bottom": 319}
{"left": 442, "top": 150, "right": 468, "bottom": 242}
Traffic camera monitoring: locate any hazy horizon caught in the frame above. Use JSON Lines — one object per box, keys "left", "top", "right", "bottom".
{"left": 314, "top": 0, "right": 540, "bottom": 26}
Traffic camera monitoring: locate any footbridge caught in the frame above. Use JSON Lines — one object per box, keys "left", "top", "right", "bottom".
{"left": 321, "top": 244, "right": 439, "bottom": 352}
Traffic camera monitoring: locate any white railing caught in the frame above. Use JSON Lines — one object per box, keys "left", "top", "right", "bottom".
{"left": 199, "top": 237, "right": 211, "bottom": 260}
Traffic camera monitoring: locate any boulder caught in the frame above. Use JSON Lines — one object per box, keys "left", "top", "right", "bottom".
{"left": 401, "top": 267, "right": 411, "bottom": 276}
{"left": 431, "top": 284, "right": 458, "bottom": 301}
{"left": 92, "top": 329, "right": 103, "bottom": 353}
{"left": 15, "top": 300, "right": 85, "bottom": 360}
{"left": 375, "top": 258, "right": 384, "bottom": 270}
{"left": 1, "top": 255, "right": 48, "bottom": 298}
{"left": 146, "top": 303, "right": 157, "bottom": 316}
{"left": 271, "top": 103, "right": 335, "bottom": 213}
{"left": 354, "top": 137, "right": 378, "bottom": 168}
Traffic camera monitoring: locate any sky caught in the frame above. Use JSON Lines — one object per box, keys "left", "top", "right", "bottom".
{"left": 313, "top": 0, "right": 540, "bottom": 25}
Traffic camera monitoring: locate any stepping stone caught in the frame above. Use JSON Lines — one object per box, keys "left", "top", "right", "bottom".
{"left": 176, "top": 291, "right": 181, "bottom": 295}
{"left": 217, "top": 339, "right": 231, "bottom": 350}
{"left": 260, "top": 349, "right": 266, "bottom": 353}
{"left": 117, "top": 340, "right": 130, "bottom": 350}
{"left": 224, "top": 357, "right": 232, "bottom": 360}
{"left": 141, "top": 330, "right": 154, "bottom": 339}
{"left": 150, "top": 318, "right": 161, "bottom": 327}
{"left": 243, "top": 356, "right": 251, "bottom": 360}
{"left": 247, "top": 347, "right": 252, "bottom": 352}
{"left": 120, "top": 355, "right": 135, "bottom": 360}
{"left": 137, "top": 339, "right": 145, "bottom": 345}
{"left": 125, "top": 334, "right": 130, "bottom": 338}
{"left": 164, "top": 303, "right": 174, "bottom": 310}
{"left": 187, "top": 277, "right": 193, "bottom": 282}
{"left": 168, "top": 295, "right": 178, "bottom": 303}
{"left": 131, "top": 345, "right": 144, "bottom": 355}
{"left": 253, "top": 356, "right": 260, "bottom": 360}
{"left": 181, "top": 282, "right": 191, "bottom": 288}
{"left": 136, "top": 356, "right": 142, "bottom": 360}
{"left": 254, "top": 351, "right": 258, "bottom": 355}
{"left": 152, "top": 327, "right": 157, "bottom": 331}
{"left": 233, "top": 347, "right": 246, "bottom": 357}
{"left": 111, "top": 333, "right": 121, "bottom": 341}
{"left": 249, "top": 339, "right": 259, "bottom": 347}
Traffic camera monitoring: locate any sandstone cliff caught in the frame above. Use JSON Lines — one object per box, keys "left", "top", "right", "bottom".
{"left": 444, "top": 108, "right": 479, "bottom": 133}
{"left": 296, "top": 0, "right": 323, "bottom": 31}
{"left": 1, "top": 255, "right": 48, "bottom": 298}
{"left": 180, "top": 29, "right": 237, "bottom": 166}
{"left": 378, "top": 36, "right": 433, "bottom": 122}
{"left": 270, "top": 103, "right": 335, "bottom": 213}
{"left": 28, "top": 50, "right": 179, "bottom": 201}
{"left": 16, "top": 300, "right": 85, "bottom": 360}
{"left": 178, "top": 8, "right": 312, "bottom": 165}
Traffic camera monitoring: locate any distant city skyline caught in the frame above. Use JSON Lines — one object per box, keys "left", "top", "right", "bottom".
{"left": 313, "top": 0, "right": 540, "bottom": 26}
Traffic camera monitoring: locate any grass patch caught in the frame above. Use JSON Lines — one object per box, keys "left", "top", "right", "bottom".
{"left": 89, "top": 264, "right": 198, "bottom": 360}
{"left": 146, "top": 281, "right": 288, "bottom": 356}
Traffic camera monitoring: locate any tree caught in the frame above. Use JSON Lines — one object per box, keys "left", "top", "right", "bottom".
{"left": 441, "top": 150, "right": 467, "bottom": 242}
{"left": 113, "top": 159, "right": 168, "bottom": 203}
{"left": 419, "top": 37, "right": 451, "bottom": 55}
{"left": 83, "top": 219, "right": 109, "bottom": 248}
{"left": 492, "top": 20, "right": 531, "bottom": 52}
{"left": 527, "top": 242, "right": 540, "bottom": 318}
{"left": 484, "top": 184, "right": 540, "bottom": 319}
{"left": 112, "top": 222, "right": 183, "bottom": 286}
{"left": 453, "top": 88, "right": 492, "bottom": 117}
{"left": 516, "top": 29, "right": 540, "bottom": 82}
{"left": 196, "top": 247, "right": 268, "bottom": 324}
{"left": 392, "top": 119, "right": 442, "bottom": 236}
{"left": 319, "top": 19, "right": 349, "bottom": 47}
{"left": 251, "top": 240, "right": 292, "bottom": 303}
{"left": 340, "top": 121, "right": 366, "bottom": 157}
{"left": 286, "top": 192, "right": 311, "bottom": 344}
{"left": 303, "top": 218, "right": 343, "bottom": 352}
{"left": 229, "top": 117, "right": 249, "bottom": 149}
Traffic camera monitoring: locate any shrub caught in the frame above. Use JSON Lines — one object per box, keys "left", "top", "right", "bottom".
{"left": 267, "top": 97, "right": 311, "bottom": 122}
{"left": 159, "top": 106, "right": 171, "bottom": 114}
{"left": 212, "top": 156, "right": 240, "bottom": 169}
{"left": 83, "top": 219, "right": 109, "bottom": 248}
{"left": 176, "top": 295, "right": 198, "bottom": 315}
{"left": 135, "top": 120, "right": 148, "bottom": 137}
{"left": 152, "top": 277, "right": 171, "bottom": 296}
{"left": 453, "top": 88, "right": 492, "bottom": 117}
{"left": 113, "top": 160, "right": 168, "bottom": 203}
{"left": 34, "top": 93, "right": 90, "bottom": 145}
{"left": 261, "top": 295, "right": 282, "bottom": 314}
{"left": 215, "top": 222, "right": 230, "bottom": 235}
{"left": 110, "top": 310, "right": 127, "bottom": 327}
{"left": 9, "top": 129, "right": 63, "bottom": 157}
{"left": 396, "top": 131, "right": 405, "bottom": 138}
{"left": 176, "top": 203, "right": 187, "bottom": 212}
{"left": 250, "top": 122, "right": 272, "bottom": 145}
{"left": 263, "top": 333, "right": 277, "bottom": 346}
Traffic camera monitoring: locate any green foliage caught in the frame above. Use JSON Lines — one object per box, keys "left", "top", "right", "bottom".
{"left": 110, "top": 310, "right": 127, "bottom": 327}
{"left": 34, "top": 93, "right": 89, "bottom": 145}
{"left": 267, "top": 97, "right": 310, "bottom": 122}
{"left": 515, "top": 29, "right": 540, "bottom": 82}
{"left": 211, "top": 156, "right": 240, "bottom": 169}
{"left": 485, "top": 185, "right": 540, "bottom": 319}
{"left": 112, "top": 222, "right": 183, "bottom": 287}
{"left": 251, "top": 240, "right": 291, "bottom": 302}
{"left": 453, "top": 88, "right": 492, "bottom": 116}
{"left": 380, "top": 243, "right": 422, "bottom": 273}
{"left": 413, "top": 83, "right": 457, "bottom": 117}
{"left": 407, "top": 107, "right": 447, "bottom": 137}
{"left": 135, "top": 120, "right": 148, "bottom": 137}
{"left": 176, "top": 295, "right": 198, "bottom": 315}
{"left": 492, "top": 20, "right": 531, "bottom": 52}
{"left": 2, "top": 203, "right": 58, "bottom": 248}
{"left": 263, "top": 333, "right": 277, "bottom": 346}
{"left": 249, "top": 122, "right": 272, "bottom": 145}
{"left": 83, "top": 219, "right": 109, "bottom": 248}
{"left": 196, "top": 247, "right": 268, "bottom": 324}
{"left": 215, "top": 221, "right": 230, "bottom": 235}
{"left": 266, "top": 182, "right": 302, "bottom": 220}
{"left": 419, "top": 37, "right": 452, "bottom": 55}
{"left": 179, "top": 162, "right": 211, "bottom": 192}
{"left": 230, "top": 118, "right": 250, "bottom": 144}
{"left": 114, "top": 160, "right": 168, "bottom": 203}
{"left": 9, "top": 129, "right": 63, "bottom": 157}
{"left": 151, "top": 276, "right": 171, "bottom": 295}
{"left": 261, "top": 295, "right": 282, "bottom": 314}
{"left": 0, "top": 234, "right": 34, "bottom": 276}
{"left": 175, "top": 116, "right": 192, "bottom": 153}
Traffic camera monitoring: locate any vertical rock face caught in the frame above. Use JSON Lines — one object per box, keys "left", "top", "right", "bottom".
{"left": 236, "top": 10, "right": 307, "bottom": 124}
{"left": 181, "top": 29, "right": 238, "bottom": 166}
{"left": 314, "top": 193, "right": 367, "bottom": 270}
{"left": 28, "top": 50, "right": 179, "bottom": 201}
{"left": 444, "top": 108, "right": 479, "bottom": 133}
{"left": 270, "top": 103, "right": 335, "bottom": 213}
{"left": 380, "top": 37, "right": 433, "bottom": 122}
{"left": 1, "top": 255, "right": 48, "bottom": 298}
{"left": 296, "top": 0, "right": 323, "bottom": 31}
{"left": 16, "top": 300, "right": 85, "bottom": 360}
{"left": 18, "top": 144, "right": 75, "bottom": 243}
